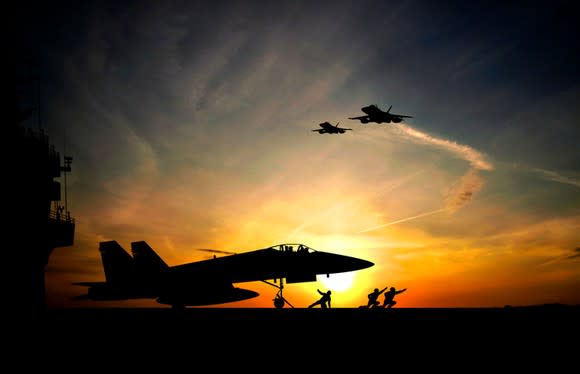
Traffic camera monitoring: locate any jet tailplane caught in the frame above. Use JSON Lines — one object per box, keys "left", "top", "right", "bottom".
{"left": 131, "top": 241, "right": 169, "bottom": 283}
{"left": 99, "top": 241, "right": 133, "bottom": 287}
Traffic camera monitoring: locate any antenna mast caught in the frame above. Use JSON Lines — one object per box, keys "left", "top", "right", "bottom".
{"left": 63, "top": 154, "right": 72, "bottom": 214}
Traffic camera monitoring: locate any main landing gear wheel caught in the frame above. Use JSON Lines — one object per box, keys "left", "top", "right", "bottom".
{"left": 262, "top": 279, "right": 294, "bottom": 308}
{"left": 273, "top": 294, "right": 285, "bottom": 309}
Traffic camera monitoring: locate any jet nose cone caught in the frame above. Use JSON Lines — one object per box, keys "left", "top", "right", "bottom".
{"left": 315, "top": 251, "right": 375, "bottom": 273}
{"left": 354, "top": 258, "right": 374, "bottom": 270}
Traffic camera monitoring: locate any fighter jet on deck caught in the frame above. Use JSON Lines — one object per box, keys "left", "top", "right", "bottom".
{"left": 74, "top": 241, "right": 373, "bottom": 308}
{"left": 349, "top": 104, "right": 412, "bottom": 124}
{"left": 312, "top": 121, "right": 352, "bottom": 134}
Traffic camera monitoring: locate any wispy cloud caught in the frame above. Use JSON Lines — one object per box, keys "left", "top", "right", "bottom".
{"left": 540, "top": 247, "right": 580, "bottom": 267}
{"left": 445, "top": 169, "right": 484, "bottom": 212}
{"left": 564, "top": 247, "right": 580, "bottom": 261}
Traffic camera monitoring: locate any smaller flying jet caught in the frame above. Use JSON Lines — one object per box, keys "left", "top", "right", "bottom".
{"left": 349, "top": 104, "right": 412, "bottom": 124}
{"left": 312, "top": 121, "right": 352, "bottom": 134}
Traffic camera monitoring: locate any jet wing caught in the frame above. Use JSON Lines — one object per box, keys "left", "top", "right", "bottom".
{"left": 348, "top": 116, "right": 369, "bottom": 120}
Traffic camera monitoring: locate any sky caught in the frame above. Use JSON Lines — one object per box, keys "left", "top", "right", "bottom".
{"left": 13, "top": 0, "right": 579, "bottom": 308}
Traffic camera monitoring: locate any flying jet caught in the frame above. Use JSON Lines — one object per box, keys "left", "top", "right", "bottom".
{"left": 312, "top": 121, "right": 352, "bottom": 134}
{"left": 349, "top": 104, "right": 412, "bottom": 124}
{"left": 73, "top": 241, "right": 374, "bottom": 308}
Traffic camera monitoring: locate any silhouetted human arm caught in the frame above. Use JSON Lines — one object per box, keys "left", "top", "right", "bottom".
{"left": 395, "top": 288, "right": 407, "bottom": 294}
{"left": 380, "top": 286, "right": 389, "bottom": 295}
{"left": 317, "top": 289, "right": 324, "bottom": 296}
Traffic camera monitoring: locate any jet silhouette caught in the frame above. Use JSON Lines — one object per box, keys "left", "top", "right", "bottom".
{"left": 312, "top": 121, "right": 352, "bottom": 134}
{"left": 74, "top": 241, "right": 373, "bottom": 308}
{"left": 349, "top": 104, "right": 412, "bottom": 124}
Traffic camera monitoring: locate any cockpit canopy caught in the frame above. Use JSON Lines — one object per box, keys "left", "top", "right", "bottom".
{"left": 268, "top": 243, "right": 317, "bottom": 254}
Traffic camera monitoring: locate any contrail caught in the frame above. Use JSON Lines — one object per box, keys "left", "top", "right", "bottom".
{"left": 531, "top": 167, "right": 580, "bottom": 188}
{"left": 357, "top": 208, "right": 447, "bottom": 234}
{"left": 395, "top": 124, "right": 493, "bottom": 213}
{"left": 396, "top": 124, "right": 493, "bottom": 171}
{"left": 281, "top": 171, "right": 425, "bottom": 242}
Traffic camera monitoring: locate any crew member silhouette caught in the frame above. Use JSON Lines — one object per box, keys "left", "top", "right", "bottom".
{"left": 367, "top": 286, "right": 388, "bottom": 308}
{"left": 309, "top": 289, "right": 332, "bottom": 308}
{"left": 382, "top": 287, "right": 407, "bottom": 308}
